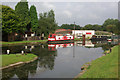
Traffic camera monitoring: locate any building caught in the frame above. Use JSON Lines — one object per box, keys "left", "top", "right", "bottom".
{"left": 72, "top": 30, "right": 95, "bottom": 39}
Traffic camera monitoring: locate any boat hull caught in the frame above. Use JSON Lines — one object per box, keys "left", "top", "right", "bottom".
{"left": 47, "top": 40, "right": 74, "bottom": 43}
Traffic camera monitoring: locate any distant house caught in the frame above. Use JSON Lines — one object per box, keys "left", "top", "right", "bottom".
{"left": 24, "top": 31, "right": 41, "bottom": 41}
{"left": 72, "top": 30, "right": 95, "bottom": 39}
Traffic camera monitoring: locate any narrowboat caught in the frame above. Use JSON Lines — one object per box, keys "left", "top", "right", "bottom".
{"left": 48, "top": 34, "right": 74, "bottom": 43}
{"left": 90, "top": 35, "right": 108, "bottom": 41}
{"left": 107, "top": 36, "right": 112, "bottom": 42}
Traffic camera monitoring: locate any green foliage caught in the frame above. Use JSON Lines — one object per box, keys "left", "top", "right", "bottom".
{"left": 30, "top": 5, "right": 38, "bottom": 32}
{"left": 15, "top": 0, "right": 30, "bottom": 32}
{"left": 2, "top": 5, "right": 20, "bottom": 34}
{"left": 38, "top": 10, "right": 57, "bottom": 37}
{"left": 102, "top": 18, "right": 120, "bottom": 34}
{"left": 59, "top": 24, "right": 81, "bottom": 30}
{"left": 82, "top": 24, "right": 102, "bottom": 31}
{"left": 81, "top": 18, "right": 120, "bottom": 35}
{"left": 106, "top": 24, "right": 116, "bottom": 33}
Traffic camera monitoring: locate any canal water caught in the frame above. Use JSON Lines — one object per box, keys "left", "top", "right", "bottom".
{"left": 2, "top": 40, "right": 116, "bottom": 79}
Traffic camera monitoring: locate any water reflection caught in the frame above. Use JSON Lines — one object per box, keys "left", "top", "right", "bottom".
{"left": 2, "top": 60, "right": 38, "bottom": 80}
{"left": 2, "top": 40, "right": 118, "bottom": 79}
{"left": 2, "top": 40, "right": 118, "bottom": 54}
{"left": 2, "top": 44, "right": 57, "bottom": 80}
{"left": 48, "top": 43, "right": 74, "bottom": 51}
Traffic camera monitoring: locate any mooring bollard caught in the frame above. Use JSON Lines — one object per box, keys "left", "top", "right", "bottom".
{"left": 7, "top": 50, "right": 10, "bottom": 55}
{"left": 21, "top": 50, "right": 24, "bottom": 55}
{"left": 42, "top": 45, "right": 44, "bottom": 48}
{"left": 31, "top": 45, "right": 34, "bottom": 49}
{"left": 25, "top": 46, "right": 27, "bottom": 49}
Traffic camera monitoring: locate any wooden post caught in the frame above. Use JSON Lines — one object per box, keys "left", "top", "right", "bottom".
{"left": 83, "top": 35, "right": 85, "bottom": 45}
{"left": 74, "top": 22, "right": 75, "bottom": 38}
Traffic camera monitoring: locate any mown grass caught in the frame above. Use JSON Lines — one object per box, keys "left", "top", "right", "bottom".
{"left": 77, "top": 45, "right": 119, "bottom": 78}
{"left": 1, "top": 54, "right": 37, "bottom": 67}
{"left": 1, "top": 40, "right": 47, "bottom": 45}
{"left": 74, "top": 38, "right": 82, "bottom": 41}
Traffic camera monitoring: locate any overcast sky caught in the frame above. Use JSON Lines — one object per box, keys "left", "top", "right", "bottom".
{"left": 1, "top": 0, "right": 120, "bottom": 27}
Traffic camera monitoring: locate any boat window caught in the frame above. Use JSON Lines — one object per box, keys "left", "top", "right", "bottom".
{"left": 50, "top": 35, "right": 52, "bottom": 37}
{"left": 53, "top": 35, "right": 56, "bottom": 38}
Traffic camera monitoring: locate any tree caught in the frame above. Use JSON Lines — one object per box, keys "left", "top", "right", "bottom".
{"left": 15, "top": 0, "right": 30, "bottom": 32}
{"left": 60, "top": 24, "right": 81, "bottom": 30}
{"left": 92, "top": 24, "right": 102, "bottom": 31}
{"left": 38, "top": 10, "right": 57, "bottom": 37}
{"left": 102, "top": 18, "right": 120, "bottom": 34}
{"left": 106, "top": 25, "right": 115, "bottom": 33}
{"left": 82, "top": 24, "right": 93, "bottom": 30}
{"left": 2, "top": 5, "right": 20, "bottom": 41}
{"left": 47, "top": 10, "right": 57, "bottom": 33}
{"left": 30, "top": 5, "right": 38, "bottom": 32}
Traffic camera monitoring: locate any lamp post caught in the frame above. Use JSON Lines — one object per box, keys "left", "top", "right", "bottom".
{"left": 73, "top": 22, "right": 75, "bottom": 58}
{"left": 74, "top": 22, "right": 75, "bottom": 38}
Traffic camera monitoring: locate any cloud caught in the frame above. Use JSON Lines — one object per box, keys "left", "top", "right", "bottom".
{"left": 63, "top": 10, "right": 72, "bottom": 18}
{"left": 42, "top": 2, "right": 56, "bottom": 10}
{"left": 2, "top": 2, "right": 118, "bottom": 26}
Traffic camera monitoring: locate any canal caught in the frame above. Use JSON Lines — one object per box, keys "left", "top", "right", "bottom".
{"left": 2, "top": 40, "right": 116, "bottom": 79}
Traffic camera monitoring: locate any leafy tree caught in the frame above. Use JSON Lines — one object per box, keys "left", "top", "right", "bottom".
{"left": 106, "top": 25, "right": 116, "bottom": 33}
{"left": 48, "top": 10, "right": 57, "bottom": 32}
{"left": 102, "top": 18, "right": 120, "bottom": 34}
{"left": 38, "top": 10, "right": 57, "bottom": 37}
{"left": 30, "top": 5, "right": 38, "bottom": 32}
{"left": 82, "top": 24, "right": 93, "bottom": 30}
{"left": 92, "top": 24, "right": 102, "bottom": 31}
{"left": 15, "top": 0, "right": 30, "bottom": 32}
{"left": 60, "top": 24, "right": 81, "bottom": 30}
{"left": 2, "top": 5, "right": 20, "bottom": 41}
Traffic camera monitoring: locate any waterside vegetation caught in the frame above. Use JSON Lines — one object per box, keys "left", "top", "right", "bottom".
{"left": 76, "top": 45, "right": 119, "bottom": 78}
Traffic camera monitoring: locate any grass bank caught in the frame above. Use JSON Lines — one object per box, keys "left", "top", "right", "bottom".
{"left": 1, "top": 38, "right": 82, "bottom": 45}
{"left": 1, "top": 40, "right": 47, "bottom": 45}
{"left": 74, "top": 38, "right": 82, "bottom": 41}
{"left": 1, "top": 54, "right": 37, "bottom": 67}
{"left": 76, "top": 45, "right": 119, "bottom": 78}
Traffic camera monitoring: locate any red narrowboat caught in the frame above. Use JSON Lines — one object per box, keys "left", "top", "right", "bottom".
{"left": 48, "top": 34, "right": 74, "bottom": 43}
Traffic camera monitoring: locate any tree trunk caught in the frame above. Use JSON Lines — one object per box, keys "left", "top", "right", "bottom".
{"left": 8, "top": 33, "right": 10, "bottom": 42}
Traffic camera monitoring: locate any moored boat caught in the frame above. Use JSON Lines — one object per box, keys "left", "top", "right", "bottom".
{"left": 48, "top": 34, "right": 74, "bottom": 43}
{"left": 90, "top": 35, "right": 108, "bottom": 41}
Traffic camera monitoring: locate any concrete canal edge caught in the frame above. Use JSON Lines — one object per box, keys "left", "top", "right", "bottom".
{"left": 74, "top": 46, "right": 115, "bottom": 79}
{"left": 74, "top": 63, "right": 91, "bottom": 79}
{"left": 0, "top": 57, "right": 38, "bottom": 70}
